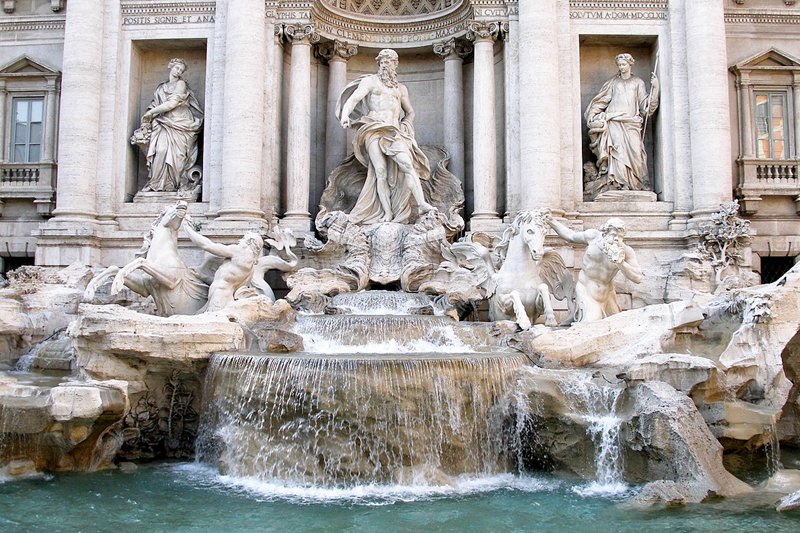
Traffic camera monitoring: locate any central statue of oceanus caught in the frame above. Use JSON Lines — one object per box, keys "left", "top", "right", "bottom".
{"left": 336, "top": 49, "right": 436, "bottom": 225}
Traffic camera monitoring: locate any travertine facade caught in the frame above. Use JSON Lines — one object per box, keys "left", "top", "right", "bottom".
{"left": 0, "top": 0, "right": 798, "bottom": 288}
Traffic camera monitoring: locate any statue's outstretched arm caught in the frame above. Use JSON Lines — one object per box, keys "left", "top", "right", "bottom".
{"left": 183, "top": 224, "right": 233, "bottom": 259}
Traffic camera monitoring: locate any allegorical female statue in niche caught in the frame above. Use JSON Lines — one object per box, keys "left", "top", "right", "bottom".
{"left": 585, "top": 53, "right": 659, "bottom": 196}
{"left": 131, "top": 58, "right": 203, "bottom": 195}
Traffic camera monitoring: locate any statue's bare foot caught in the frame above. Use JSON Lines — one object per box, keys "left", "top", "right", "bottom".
{"left": 380, "top": 211, "right": 393, "bottom": 222}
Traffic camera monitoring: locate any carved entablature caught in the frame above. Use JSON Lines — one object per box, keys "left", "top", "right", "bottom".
{"left": 568, "top": 0, "right": 668, "bottom": 22}
{"left": 309, "top": 0, "right": 497, "bottom": 48}
{"left": 120, "top": 1, "right": 216, "bottom": 27}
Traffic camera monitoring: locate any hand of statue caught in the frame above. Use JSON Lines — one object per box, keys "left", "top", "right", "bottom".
{"left": 142, "top": 112, "right": 154, "bottom": 123}
{"left": 341, "top": 117, "right": 351, "bottom": 129}
{"left": 650, "top": 72, "right": 659, "bottom": 86}
{"left": 543, "top": 211, "right": 554, "bottom": 225}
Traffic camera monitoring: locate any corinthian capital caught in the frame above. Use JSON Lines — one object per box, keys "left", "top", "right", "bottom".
{"left": 318, "top": 40, "right": 359, "bottom": 63}
{"left": 283, "top": 23, "right": 320, "bottom": 45}
{"left": 433, "top": 38, "right": 472, "bottom": 60}
{"left": 466, "top": 20, "right": 501, "bottom": 43}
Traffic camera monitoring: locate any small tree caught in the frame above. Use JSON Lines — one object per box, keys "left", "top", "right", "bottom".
{"left": 697, "top": 200, "right": 752, "bottom": 289}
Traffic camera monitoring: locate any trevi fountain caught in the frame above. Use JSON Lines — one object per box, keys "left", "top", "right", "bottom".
{"left": 2, "top": 1, "right": 800, "bottom": 531}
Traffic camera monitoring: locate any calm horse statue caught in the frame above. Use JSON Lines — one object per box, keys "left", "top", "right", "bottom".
{"left": 450, "top": 209, "right": 568, "bottom": 329}
{"left": 83, "top": 201, "right": 209, "bottom": 316}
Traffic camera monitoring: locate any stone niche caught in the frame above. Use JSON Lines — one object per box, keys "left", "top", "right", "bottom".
{"left": 579, "top": 35, "right": 659, "bottom": 202}
{"left": 125, "top": 39, "right": 207, "bottom": 202}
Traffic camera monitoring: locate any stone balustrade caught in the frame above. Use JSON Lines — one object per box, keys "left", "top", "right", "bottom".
{"left": 736, "top": 158, "right": 800, "bottom": 214}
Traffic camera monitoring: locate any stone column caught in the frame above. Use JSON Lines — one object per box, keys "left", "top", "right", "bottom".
{"left": 685, "top": 0, "right": 732, "bottom": 218}
{"left": 282, "top": 23, "right": 319, "bottom": 232}
{"left": 0, "top": 80, "right": 7, "bottom": 162}
{"left": 217, "top": 0, "right": 266, "bottom": 221}
{"left": 51, "top": 0, "right": 104, "bottom": 220}
{"left": 467, "top": 21, "right": 501, "bottom": 232}
{"left": 320, "top": 40, "right": 357, "bottom": 178}
{"left": 263, "top": 23, "right": 284, "bottom": 223}
{"left": 738, "top": 79, "right": 754, "bottom": 158}
{"left": 433, "top": 38, "right": 470, "bottom": 184}
{"left": 502, "top": 17, "right": 520, "bottom": 219}
{"left": 517, "top": 0, "right": 560, "bottom": 211}
{"left": 42, "top": 78, "right": 58, "bottom": 163}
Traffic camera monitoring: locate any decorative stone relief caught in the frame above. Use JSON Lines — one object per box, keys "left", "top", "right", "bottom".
{"left": 317, "top": 40, "right": 358, "bottom": 63}
{"left": 584, "top": 52, "right": 659, "bottom": 199}
{"left": 324, "top": 0, "right": 459, "bottom": 17}
{"left": 131, "top": 58, "right": 204, "bottom": 198}
{"left": 282, "top": 23, "right": 321, "bottom": 44}
{"left": 696, "top": 200, "right": 755, "bottom": 292}
{"left": 432, "top": 38, "right": 472, "bottom": 60}
{"left": 466, "top": 20, "right": 501, "bottom": 42}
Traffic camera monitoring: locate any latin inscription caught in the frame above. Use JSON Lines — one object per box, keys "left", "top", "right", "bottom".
{"left": 569, "top": 10, "right": 667, "bottom": 20}
{"left": 122, "top": 15, "right": 215, "bottom": 26}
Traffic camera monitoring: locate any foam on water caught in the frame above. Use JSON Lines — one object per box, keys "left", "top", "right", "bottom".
{"left": 174, "top": 463, "right": 561, "bottom": 505}
{"left": 300, "top": 326, "right": 473, "bottom": 354}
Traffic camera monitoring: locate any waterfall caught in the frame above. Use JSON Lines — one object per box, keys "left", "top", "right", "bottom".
{"left": 292, "top": 315, "right": 498, "bottom": 354}
{"left": 764, "top": 422, "right": 782, "bottom": 477}
{"left": 197, "top": 353, "right": 528, "bottom": 487}
{"left": 558, "top": 373, "right": 626, "bottom": 492}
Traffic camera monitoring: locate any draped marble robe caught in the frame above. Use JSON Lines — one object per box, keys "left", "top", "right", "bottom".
{"left": 335, "top": 75, "right": 431, "bottom": 225}
{"left": 143, "top": 80, "right": 204, "bottom": 192}
{"left": 585, "top": 75, "right": 658, "bottom": 193}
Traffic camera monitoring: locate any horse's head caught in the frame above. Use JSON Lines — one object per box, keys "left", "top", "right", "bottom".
{"left": 514, "top": 209, "right": 549, "bottom": 262}
{"left": 159, "top": 201, "right": 188, "bottom": 230}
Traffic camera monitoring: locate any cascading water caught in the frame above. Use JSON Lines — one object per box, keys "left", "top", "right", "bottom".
{"left": 196, "top": 292, "right": 528, "bottom": 488}
{"left": 557, "top": 373, "right": 626, "bottom": 495}
{"left": 764, "top": 422, "right": 782, "bottom": 477}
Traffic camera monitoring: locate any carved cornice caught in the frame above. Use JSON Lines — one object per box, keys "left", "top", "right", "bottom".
{"left": 120, "top": 1, "right": 216, "bottom": 16}
{"left": 310, "top": 0, "right": 475, "bottom": 48}
{"left": 283, "top": 23, "right": 320, "bottom": 44}
{"left": 725, "top": 10, "right": 800, "bottom": 25}
{"left": 317, "top": 40, "right": 358, "bottom": 62}
{"left": 432, "top": 37, "right": 472, "bottom": 59}
{"left": 0, "top": 15, "right": 65, "bottom": 33}
{"left": 466, "top": 20, "right": 500, "bottom": 42}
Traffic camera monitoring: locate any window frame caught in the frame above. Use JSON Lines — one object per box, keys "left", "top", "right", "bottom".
{"left": 753, "top": 88, "right": 792, "bottom": 160}
{"left": 10, "top": 96, "right": 44, "bottom": 163}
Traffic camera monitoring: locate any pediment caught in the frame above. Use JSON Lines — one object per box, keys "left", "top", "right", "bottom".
{"left": 732, "top": 47, "right": 800, "bottom": 71}
{"left": 0, "top": 55, "right": 60, "bottom": 76}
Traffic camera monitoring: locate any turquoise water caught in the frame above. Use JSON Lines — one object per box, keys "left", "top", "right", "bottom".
{"left": 1, "top": 463, "right": 799, "bottom": 532}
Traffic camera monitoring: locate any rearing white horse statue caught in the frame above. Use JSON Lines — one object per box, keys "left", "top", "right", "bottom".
{"left": 83, "top": 202, "right": 209, "bottom": 316}
{"left": 449, "top": 209, "right": 569, "bottom": 329}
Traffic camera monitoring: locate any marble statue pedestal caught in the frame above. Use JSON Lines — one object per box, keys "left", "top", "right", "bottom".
{"left": 594, "top": 190, "right": 657, "bottom": 203}
{"left": 133, "top": 191, "right": 200, "bottom": 204}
